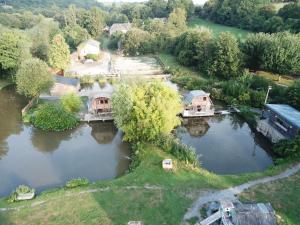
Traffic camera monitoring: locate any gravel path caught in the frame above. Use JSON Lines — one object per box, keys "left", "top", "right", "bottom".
{"left": 183, "top": 162, "right": 300, "bottom": 223}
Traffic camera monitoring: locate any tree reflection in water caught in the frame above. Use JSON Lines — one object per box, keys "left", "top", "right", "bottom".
{"left": 31, "top": 128, "right": 75, "bottom": 153}
{"left": 0, "top": 87, "right": 26, "bottom": 159}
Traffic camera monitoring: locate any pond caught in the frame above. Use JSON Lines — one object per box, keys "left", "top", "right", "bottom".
{"left": 0, "top": 87, "right": 131, "bottom": 196}
{"left": 177, "top": 115, "right": 274, "bottom": 174}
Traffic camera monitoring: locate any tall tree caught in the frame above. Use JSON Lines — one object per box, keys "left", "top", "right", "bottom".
{"left": 167, "top": 8, "right": 187, "bottom": 37}
{"left": 207, "top": 32, "right": 241, "bottom": 78}
{"left": 0, "top": 31, "right": 30, "bottom": 74}
{"left": 48, "top": 34, "right": 70, "bottom": 72}
{"left": 85, "top": 7, "right": 106, "bottom": 38}
{"left": 16, "top": 58, "right": 54, "bottom": 98}
{"left": 112, "top": 81, "right": 182, "bottom": 142}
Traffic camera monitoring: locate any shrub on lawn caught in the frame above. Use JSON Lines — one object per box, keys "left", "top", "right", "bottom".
{"left": 65, "top": 178, "right": 89, "bottom": 188}
{"left": 61, "top": 93, "right": 82, "bottom": 113}
{"left": 85, "top": 54, "right": 98, "bottom": 61}
{"left": 31, "top": 103, "right": 79, "bottom": 131}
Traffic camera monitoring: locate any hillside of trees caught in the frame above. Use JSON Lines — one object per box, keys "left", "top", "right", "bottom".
{"left": 199, "top": 0, "right": 300, "bottom": 33}
{"left": 0, "top": 0, "right": 101, "bottom": 10}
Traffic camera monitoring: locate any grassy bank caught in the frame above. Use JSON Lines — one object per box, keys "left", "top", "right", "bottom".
{"left": 188, "top": 17, "right": 251, "bottom": 40}
{"left": 0, "top": 79, "right": 12, "bottom": 90}
{"left": 0, "top": 143, "right": 296, "bottom": 225}
{"left": 158, "top": 53, "right": 206, "bottom": 80}
{"left": 239, "top": 172, "right": 300, "bottom": 225}
{"left": 256, "top": 71, "right": 298, "bottom": 87}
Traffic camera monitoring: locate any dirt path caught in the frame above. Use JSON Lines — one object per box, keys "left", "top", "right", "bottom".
{"left": 183, "top": 162, "right": 300, "bottom": 224}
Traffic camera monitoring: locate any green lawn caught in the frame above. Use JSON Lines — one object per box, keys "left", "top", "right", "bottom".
{"left": 239, "top": 172, "right": 300, "bottom": 225}
{"left": 256, "top": 71, "right": 298, "bottom": 87}
{"left": 0, "top": 144, "right": 296, "bottom": 225}
{"left": 188, "top": 17, "right": 251, "bottom": 40}
{"left": 158, "top": 53, "right": 206, "bottom": 79}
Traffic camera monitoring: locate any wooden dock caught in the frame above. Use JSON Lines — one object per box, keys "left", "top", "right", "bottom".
{"left": 197, "top": 211, "right": 222, "bottom": 225}
{"left": 81, "top": 113, "right": 113, "bottom": 122}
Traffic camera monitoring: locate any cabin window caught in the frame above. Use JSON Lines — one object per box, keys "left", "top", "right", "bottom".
{"left": 203, "top": 97, "right": 207, "bottom": 101}
{"left": 197, "top": 105, "right": 202, "bottom": 112}
{"left": 275, "top": 117, "right": 289, "bottom": 132}
{"left": 104, "top": 99, "right": 108, "bottom": 104}
{"left": 100, "top": 100, "right": 104, "bottom": 104}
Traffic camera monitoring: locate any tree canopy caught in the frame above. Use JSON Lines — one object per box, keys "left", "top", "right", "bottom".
{"left": 0, "top": 31, "right": 30, "bottom": 73}
{"left": 48, "top": 34, "right": 70, "bottom": 71}
{"left": 16, "top": 58, "right": 54, "bottom": 98}
{"left": 112, "top": 81, "right": 182, "bottom": 142}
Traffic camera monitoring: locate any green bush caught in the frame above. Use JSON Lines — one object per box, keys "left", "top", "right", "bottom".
{"left": 7, "top": 185, "right": 35, "bottom": 203}
{"left": 154, "top": 135, "right": 199, "bottom": 167}
{"left": 274, "top": 136, "right": 300, "bottom": 158}
{"left": 65, "top": 178, "right": 89, "bottom": 188}
{"left": 85, "top": 54, "right": 98, "bottom": 61}
{"left": 61, "top": 93, "right": 82, "bottom": 113}
{"left": 31, "top": 103, "right": 79, "bottom": 131}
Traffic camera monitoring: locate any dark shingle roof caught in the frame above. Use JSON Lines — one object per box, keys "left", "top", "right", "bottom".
{"left": 266, "top": 104, "right": 300, "bottom": 128}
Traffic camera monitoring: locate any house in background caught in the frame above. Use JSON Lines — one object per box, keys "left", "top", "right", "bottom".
{"left": 109, "top": 23, "right": 131, "bottom": 36}
{"left": 77, "top": 39, "right": 100, "bottom": 60}
{"left": 50, "top": 75, "right": 80, "bottom": 97}
{"left": 182, "top": 90, "right": 214, "bottom": 117}
{"left": 257, "top": 104, "right": 300, "bottom": 143}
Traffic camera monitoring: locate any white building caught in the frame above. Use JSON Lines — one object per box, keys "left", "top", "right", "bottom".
{"left": 77, "top": 39, "right": 100, "bottom": 60}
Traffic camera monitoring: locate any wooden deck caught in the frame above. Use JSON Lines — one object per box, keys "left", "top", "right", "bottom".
{"left": 198, "top": 211, "right": 222, "bottom": 225}
{"left": 81, "top": 113, "right": 113, "bottom": 122}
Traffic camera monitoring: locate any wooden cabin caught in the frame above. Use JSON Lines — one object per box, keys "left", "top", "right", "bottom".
{"left": 88, "top": 92, "right": 113, "bottom": 115}
{"left": 258, "top": 104, "right": 300, "bottom": 142}
{"left": 182, "top": 90, "right": 214, "bottom": 117}
{"left": 50, "top": 75, "right": 80, "bottom": 97}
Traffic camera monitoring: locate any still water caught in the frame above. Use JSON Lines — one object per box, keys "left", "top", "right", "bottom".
{"left": 177, "top": 115, "right": 274, "bottom": 174}
{"left": 0, "top": 87, "right": 274, "bottom": 196}
{"left": 0, "top": 87, "right": 130, "bottom": 196}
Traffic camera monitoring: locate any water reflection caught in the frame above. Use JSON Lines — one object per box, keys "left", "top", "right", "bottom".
{"left": 0, "top": 87, "right": 26, "bottom": 158}
{"left": 177, "top": 114, "right": 273, "bottom": 174}
{"left": 90, "top": 122, "right": 118, "bottom": 144}
{"left": 31, "top": 128, "right": 74, "bottom": 153}
{"left": 0, "top": 88, "right": 131, "bottom": 196}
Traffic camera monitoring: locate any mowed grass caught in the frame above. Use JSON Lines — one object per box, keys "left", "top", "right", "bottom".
{"left": 188, "top": 17, "right": 251, "bottom": 40}
{"left": 239, "top": 172, "right": 300, "bottom": 225}
{"left": 0, "top": 144, "right": 294, "bottom": 225}
{"left": 158, "top": 53, "right": 206, "bottom": 79}
{"left": 256, "top": 71, "right": 298, "bottom": 87}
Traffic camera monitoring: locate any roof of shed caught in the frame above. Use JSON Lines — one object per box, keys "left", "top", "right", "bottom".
{"left": 110, "top": 23, "right": 131, "bottom": 33}
{"left": 232, "top": 203, "right": 276, "bottom": 225}
{"left": 184, "top": 90, "right": 210, "bottom": 104}
{"left": 266, "top": 104, "right": 300, "bottom": 128}
{"left": 55, "top": 75, "right": 80, "bottom": 87}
